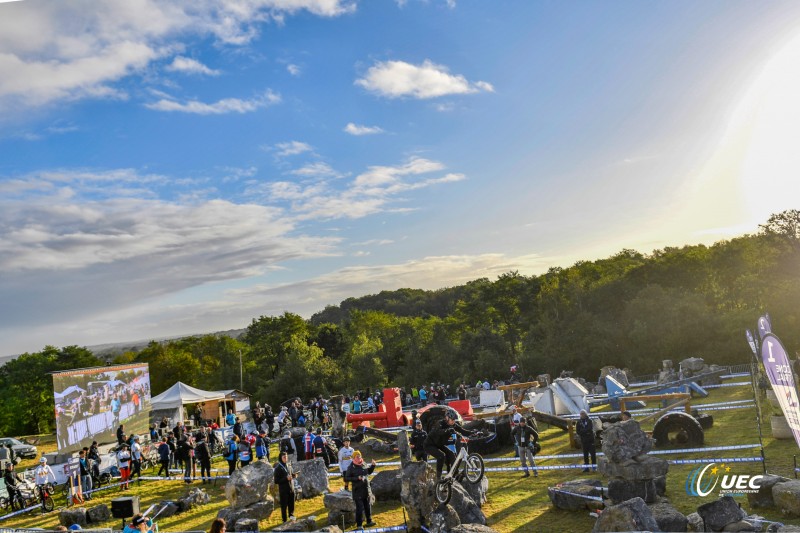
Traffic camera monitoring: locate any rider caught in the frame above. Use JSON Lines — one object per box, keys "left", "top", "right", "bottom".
{"left": 34, "top": 457, "right": 56, "bottom": 488}
{"left": 423, "top": 408, "right": 473, "bottom": 479}
{"left": 4, "top": 463, "right": 23, "bottom": 510}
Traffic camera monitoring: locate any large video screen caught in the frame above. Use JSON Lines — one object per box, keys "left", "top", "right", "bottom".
{"left": 53, "top": 364, "right": 151, "bottom": 453}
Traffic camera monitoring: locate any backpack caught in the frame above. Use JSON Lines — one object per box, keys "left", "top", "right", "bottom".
{"left": 280, "top": 438, "right": 294, "bottom": 455}
{"left": 238, "top": 442, "right": 252, "bottom": 462}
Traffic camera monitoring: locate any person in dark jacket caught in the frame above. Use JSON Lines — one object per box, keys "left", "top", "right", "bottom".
{"left": 195, "top": 435, "right": 211, "bottom": 483}
{"left": 576, "top": 410, "right": 596, "bottom": 472}
{"left": 273, "top": 451, "right": 297, "bottom": 523}
{"left": 4, "top": 463, "right": 23, "bottom": 510}
{"left": 409, "top": 419, "right": 428, "bottom": 462}
{"left": 312, "top": 428, "right": 329, "bottom": 467}
{"left": 255, "top": 429, "right": 270, "bottom": 462}
{"left": 423, "top": 409, "right": 472, "bottom": 478}
{"left": 225, "top": 435, "right": 239, "bottom": 475}
{"left": 511, "top": 418, "right": 539, "bottom": 477}
{"left": 176, "top": 436, "right": 194, "bottom": 483}
{"left": 344, "top": 451, "right": 377, "bottom": 529}
{"left": 157, "top": 437, "right": 171, "bottom": 478}
{"left": 116, "top": 424, "right": 125, "bottom": 445}
{"left": 232, "top": 418, "right": 245, "bottom": 440}
{"left": 88, "top": 441, "right": 101, "bottom": 479}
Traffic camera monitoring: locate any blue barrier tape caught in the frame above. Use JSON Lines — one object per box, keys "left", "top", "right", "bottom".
{"left": 0, "top": 502, "right": 43, "bottom": 522}
{"left": 704, "top": 382, "right": 751, "bottom": 389}
{"left": 668, "top": 457, "right": 763, "bottom": 465}
{"left": 479, "top": 443, "right": 762, "bottom": 462}
{"left": 548, "top": 487, "right": 604, "bottom": 502}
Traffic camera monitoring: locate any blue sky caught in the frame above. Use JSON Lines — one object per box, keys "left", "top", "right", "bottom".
{"left": 2, "top": 0, "right": 800, "bottom": 355}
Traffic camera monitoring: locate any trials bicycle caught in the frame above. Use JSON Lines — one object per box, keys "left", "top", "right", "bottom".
{"left": 434, "top": 435, "right": 485, "bottom": 505}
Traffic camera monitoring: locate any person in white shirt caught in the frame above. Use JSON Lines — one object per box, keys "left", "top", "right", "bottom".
{"left": 34, "top": 457, "right": 55, "bottom": 486}
{"left": 117, "top": 444, "right": 132, "bottom": 490}
{"left": 337, "top": 436, "right": 355, "bottom": 491}
{"left": 130, "top": 435, "right": 142, "bottom": 479}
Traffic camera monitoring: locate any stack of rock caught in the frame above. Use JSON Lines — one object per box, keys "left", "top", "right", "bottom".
{"left": 657, "top": 360, "right": 678, "bottom": 385}
{"left": 216, "top": 461, "right": 275, "bottom": 530}
{"left": 598, "top": 419, "right": 667, "bottom": 505}
{"left": 59, "top": 504, "right": 111, "bottom": 529}
{"left": 599, "top": 366, "right": 630, "bottom": 387}
{"left": 679, "top": 357, "right": 724, "bottom": 386}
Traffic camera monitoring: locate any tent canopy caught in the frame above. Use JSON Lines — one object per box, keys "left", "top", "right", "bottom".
{"left": 150, "top": 382, "right": 225, "bottom": 410}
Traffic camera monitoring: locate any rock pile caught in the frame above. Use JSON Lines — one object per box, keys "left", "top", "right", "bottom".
{"left": 324, "top": 490, "right": 374, "bottom": 529}
{"left": 679, "top": 357, "right": 725, "bottom": 386}
{"left": 217, "top": 461, "right": 275, "bottom": 529}
{"left": 59, "top": 504, "right": 112, "bottom": 528}
{"left": 598, "top": 419, "right": 667, "bottom": 505}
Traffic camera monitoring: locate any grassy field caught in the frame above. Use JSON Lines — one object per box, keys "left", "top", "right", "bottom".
{"left": 4, "top": 381, "right": 800, "bottom": 532}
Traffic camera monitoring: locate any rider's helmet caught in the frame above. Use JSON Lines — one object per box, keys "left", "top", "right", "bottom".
{"left": 445, "top": 409, "right": 458, "bottom": 422}
{"left": 39, "top": 457, "right": 47, "bottom": 464}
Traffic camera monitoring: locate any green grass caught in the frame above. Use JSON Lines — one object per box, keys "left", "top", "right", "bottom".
{"left": 4, "top": 383, "right": 800, "bottom": 532}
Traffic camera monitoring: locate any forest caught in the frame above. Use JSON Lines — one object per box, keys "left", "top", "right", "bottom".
{"left": 1, "top": 210, "right": 797, "bottom": 438}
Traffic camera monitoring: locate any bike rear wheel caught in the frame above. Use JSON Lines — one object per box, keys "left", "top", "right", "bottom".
{"left": 41, "top": 495, "right": 54, "bottom": 512}
{"left": 464, "top": 453, "right": 484, "bottom": 484}
{"left": 434, "top": 479, "right": 452, "bottom": 505}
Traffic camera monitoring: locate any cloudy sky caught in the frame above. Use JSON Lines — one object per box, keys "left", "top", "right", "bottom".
{"left": 2, "top": 1, "right": 800, "bottom": 356}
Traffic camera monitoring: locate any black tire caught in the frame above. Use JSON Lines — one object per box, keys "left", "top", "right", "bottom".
{"left": 99, "top": 472, "right": 111, "bottom": 486}
{"left": 41, "top": 495, "right": 54, "bottom": 512}
{"left": 694, "top": 413, "right": 714, "bottom": 430}
{"left": 435, "top": 479, "right": 452, "bottom": 505}
{"left": 652, "top": 411, "right": 704, "bottom": 447}
{"left": 464, "top": 454, "right": 484, "bottom": 484}
{"left": 420, "top": 405, "right": 452, "bottom": 433}
{"left": 466, "top": 433, "right": 500, "bottom": 455}
{"left": 0, "top": 496, "right": 8, "bottom": 510}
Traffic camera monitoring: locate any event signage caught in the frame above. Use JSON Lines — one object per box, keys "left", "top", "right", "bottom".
{"left": 757, "top": 314, "right": 772, "bottom": 341}
{"left": 760, "top": 331, "right": 800, "bottom": 448}
{"left": 745, "top": 329, "right": 757, "bottom": 357}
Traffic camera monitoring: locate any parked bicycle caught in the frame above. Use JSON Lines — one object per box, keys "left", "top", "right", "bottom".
{"left": 434, "top": 436, "right": 485, "bottom": 505}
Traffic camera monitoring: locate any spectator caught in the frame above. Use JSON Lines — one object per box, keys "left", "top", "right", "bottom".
{"left": 208, "top": 518, "right": 226, "bottom": 533}
{"left": 303, "top": 428, "right": 314, "bottom": 461}
{"left": 195, "top": 434, "right": 211, "bottom": 483}
{"left": 337, "top": 436, "right": 354, "bottom": 491}
{"left": 225, "top": 435, "right": 239, "bottom": 475}
{"left": 344, "top": 451, "right": 377, "bottom": 529}
{"left": 117, "top": 444, "right": 132, "bottom": 490}
{"left": 78, "top": 449, "right": 93, "bottom": 500}
{"left": 4, "top": 463, "right": 23, "bottom": 511}
{"left": 312, "top": 428, "right": 329, "bottom": 467}
{"left": 352, "top": 397, "right": 362, "bottom": 414}
{"left": 157, "top": 437, "right": 171, "bottom": 478}
{"left": 457, "top": 383, "right": 467, "bottom": 401}
{"left": 255, "top": 429, "right": 270, "bottom": 462}
{"left": 418, "top": 387, "right": 428, "bottom": 404}
{"left": 511, "top": 418, "right": 539, "bottom": 478}
{"left": 225, "top": 410, "right": 236, "bottom": 427}
{"left": 116, "top": 424, "right": 125, "bottom": 445}
{"left": 280, "top": 431, "right": 298, "bottom": 464}
{"left": 576, "top": 410, "right": 597, "bottom": 472}
{"left": 130, "top": 435, "right": 142, "bottom": 480}
{"left": 410, "top": 419, "right": 428, "bottom": 462}
{"left": 273, "top": 451, "right": 297, "bottom": 523}
{"left": 238, "top": 435, "right": 252, "bottom": 468}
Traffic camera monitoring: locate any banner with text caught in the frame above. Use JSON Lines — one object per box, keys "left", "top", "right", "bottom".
{"left": 760, "top": 331, "right": 800, "bottom": 449}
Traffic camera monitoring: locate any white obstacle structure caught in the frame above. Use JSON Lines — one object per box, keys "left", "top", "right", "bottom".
{"left": 527, "top": 378, "right": 590, "bottom": 416}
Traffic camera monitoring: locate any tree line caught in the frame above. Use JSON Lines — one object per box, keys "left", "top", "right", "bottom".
{"left": 2, "top": 210, "right": 798, "bottom": 438}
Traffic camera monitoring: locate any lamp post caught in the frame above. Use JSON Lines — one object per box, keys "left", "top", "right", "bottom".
{"left": 239, "top": 349, "right": 243, "bottom": 391}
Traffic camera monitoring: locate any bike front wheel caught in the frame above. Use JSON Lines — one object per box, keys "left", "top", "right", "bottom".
{"left": 41, "top": 495, "right": 54, "bottom": 512}
{"left": 434, "top": 479, "right": 452, "bottom": 505}
{"left": 464, "top": 453, "right": 485, "bottom": 484}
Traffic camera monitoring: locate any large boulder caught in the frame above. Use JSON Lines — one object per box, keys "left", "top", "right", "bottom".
{"left": 600, "top": 419, "right": 653, "bottom": 463}
{"left": 449, "top": 481, "right": 486, "bottom": 525}
{"left": 548, "top": 479, "right": 604, "bottom": 511}
{"left": 773, "top": 480, "right": 800, "bottom": 516}
{"left": 86, "top": 504, "right": 111, "bottom": 523}
{"left": 591, "top": 497, "right": 660, "bottom": 533}
{"left": 153, "top": 501, "right": 180, "bottom": 518}
{"left": 463, "top": 476, "right": 489, "bottom": 508}
{"left": 371, "top": 468, "right": 402, "bottom": 501}
{"left": 600, "top": 366, "right": 630, "bottom": 387}
{"left": 598, "top": 455, "right": 668, "bottom": 480}
{"left": 225, "top": 461, "right": 274, "bottom": 509}
{"left": 748, "top": 475, "right": 789, "bottom": 509}
{"left": 697, "top": 496, "right": 747, "bottom": 531}
{"left": 397, "top": 430, "right": 413, "bottom": 467}
{"left": 649, "top": 502, "right": 688, "bottom": 532}
{"left": 450, "top": 526, "right": 499, "bottom": 533}
{"left": 430, "top": 504, "right": 462, "bottom": 533}
{"left": 324, "top": 490, "right": 375, "bottom": 529}
{"left": 217, "top": 498, "right": 275, "bottom": 529}
{"left": 293, "top": 457, "right": 330, "bottom": 498}
{"left": 680, "top": 357, "right": 706, "bottom": 373}
{"left": 235, "top": 518, "right": 259, "bottom": 532}
{"left": 401, "top": 460, "right": 437, "bottom": 531}
{"left": 59, "top": 508, "right": 88, "bottom": 528}
{"left": 607, "top": 478, "right": 659, "bottom": 505}
{"left": 686, "top": 512, "right": 704, "bottom": 532}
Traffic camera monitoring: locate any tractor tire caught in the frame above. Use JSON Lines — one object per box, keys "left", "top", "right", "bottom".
{"left": 652, "top": 411, "right": 704, "bottom": 447}
{"left": 467, "top": 432, "right": 500, "bottom": 455}
{"left": 694, "top": 413, "right": 714, "bottom": 430}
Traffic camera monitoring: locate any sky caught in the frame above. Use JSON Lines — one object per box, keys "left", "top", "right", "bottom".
{"left": 2, "top": 0, "right": 800, "bottom": 356}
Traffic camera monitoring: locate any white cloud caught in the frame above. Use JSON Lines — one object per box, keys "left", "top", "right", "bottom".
{"left": 290, "top": 162, "right": 341, "bottom": 178}
{"left": 261, "top": 156, "right": 466, "bottom": 220}
{"left": 145, "top": 90, "right": 280, "bottom": 114}
{"left": 271, "top": 140, "right": 314, "bottom": 157}
{"left": 344, "top": 122, "right": 384, "bottom": 135}
{"left": 165, "top": 56, "right": 220, "bottom": 76}
{"left": 0, "top": 0, "right": 354, "bottom": 114}
{"left": 287, "top": 63, "right": 302, "bottom": 76}
{"left": 355, "top": 59, "right": 494, "bottom": 99}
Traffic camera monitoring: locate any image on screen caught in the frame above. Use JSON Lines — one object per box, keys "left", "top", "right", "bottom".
{"left": 52, "top": 364, "right": 151, "bottom": 453}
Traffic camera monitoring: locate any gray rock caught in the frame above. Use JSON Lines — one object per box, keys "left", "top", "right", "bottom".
{"left": 450, "top": 526, "right": 500, "bottom": 533}
{"left": 591, "top": 497, "right": 660, "bottom": 532}
{"left": 654, "top": 475, "right": 667, "bottom": 496}
{"left": 600, "top": 420, "right": 653, "bottom": 463}
{"left": 449, "top": 481, "right": 486, "bottom": 525}
{"left": 217, "top": 498, "right": 275, "bottom": 529}
{"left": 772, "top": 479, "right": 800, "bottom": 516}
{"left": 548, "top": 479, "right": 604, "bottom": 511}
{"left": 687, "top": 512, "right": 704, "bottom": 532}
{"left": 272, "top": 517, "right": 318, "bottom": 532}
{"left": 310, "top": 528, "right": 343, "bottom": 533}
{"left": 430, "top": 504, "right": 461, "bottom": 533}
{"left": 86, "top": 504, "right": 110, "bottom": 523}
{"left": 323, "top": 489, "right": 374, "bottom": 513}
{"left": 371, "top": 468, "right": 402, "bottom": 501}
{"left": 397, "top": 430, "right": 413, "bottom": 468}
{"left": 681, "top": 357, "right": 706, "bottom": 373}
{"left": 598, "top": 455, "right": 668, "bottom": 480}
{"left": 154, "top": 501, "right": 180, "bottom": 518}
{"left": 649, "top": 502, "right": 688, "bottom": 532}
{"left": 59, "top": 508, "right": 88, "bottom": 528}
{"left": 721, "top": 520, "right": 757, "bottom": 532}
{"left": 401, "top": 460, "right": 437, "bottom": 531}
{"left": 235, "top": 518, "right": 259, "bottom": 532}
{"left": 607, "top": 477, "right": 659, "bottom": 504}
{"left": 747, "top": 475, "right": 789, "bottom": 508}
{"left": 178, "top": 488, "right": 210, "bottom": 512}
{"left": 327, "top": 509, "right": 354, "bottom": 530}
{"left": 463, "top": 475, "right": 489, "bottom": 508}
{"left": 293, "top": 457, "right": 330, "bottom": 498}
{"left": 225, "top": 460, "right": 274, "bottom": 509}
{"left": 697, "top": 496, "right": 747, "bottom": 531}
{"left": 368, "top": 440, "right": 395, "bottom": 454}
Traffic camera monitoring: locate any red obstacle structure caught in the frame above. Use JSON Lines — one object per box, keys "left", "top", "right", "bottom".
{"left": 346, "top": 388, "right": 474, "bottom": 429}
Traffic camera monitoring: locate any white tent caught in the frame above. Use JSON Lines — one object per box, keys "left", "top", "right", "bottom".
{"left": 151, "top": 382, "right": 225, "bottom": 409}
